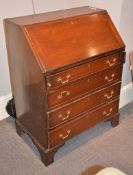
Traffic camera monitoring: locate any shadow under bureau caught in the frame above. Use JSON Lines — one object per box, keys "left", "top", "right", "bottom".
{"left": 5, "top": 6, "right": 125, "bottom": 166}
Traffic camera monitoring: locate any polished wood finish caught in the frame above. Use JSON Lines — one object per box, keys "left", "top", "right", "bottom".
{"left": 48, "top": 65, "right": 122, "bottom": 107}
{"left": 46, "top": 53, "right": 122, "bottom": 89}
{"left": 49, "top": 99, "right": 119, "bottom": 147}
{"left": 5, "top": 20, "right": 48, "bottom": 148}
{"left": 48, "top": 82, "right": 121, "bottom": 128}
{"left": 24, "top": 12, "right": 124, "bottom": 72}
{"left": 81, "top": 165, "right": 105, "bottom": 175}
{"left": 4, "top": 6, "right": 125, "bottom": 166}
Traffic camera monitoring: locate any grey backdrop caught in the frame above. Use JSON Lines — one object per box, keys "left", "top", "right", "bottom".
{"left": 0, "top": 0, "right": 132, "bottom": 97}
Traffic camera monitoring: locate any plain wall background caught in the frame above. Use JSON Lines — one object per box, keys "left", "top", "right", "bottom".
{"left": 119, "top": 0, "right": 133, "bottom": 86}
{"left": 0, "top": 0, "right": 132, "bottom": 98}
{"left": 0, "top": 0, "right": 34, "bottom": 96}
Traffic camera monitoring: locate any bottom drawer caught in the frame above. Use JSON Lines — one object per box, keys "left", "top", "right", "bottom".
{"left": 49, "top": 99, "right": 119, "bottom": 147}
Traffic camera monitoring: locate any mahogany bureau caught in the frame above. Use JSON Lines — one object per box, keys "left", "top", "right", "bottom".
{"left": 4, "top": 6, "right": 125, "bottom": 166}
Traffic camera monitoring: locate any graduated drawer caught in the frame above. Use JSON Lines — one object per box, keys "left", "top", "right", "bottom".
{"left": 46, "top": 53, "right": 122, "bottom": 90}
{"left": 49, "top": 99, "right": 119, "bottom": 147}
{"left": 47, "top": 65, "right": 122, "bottom": 108}
{"left": 47, "top": 82, "right": 121, "bottom": 128}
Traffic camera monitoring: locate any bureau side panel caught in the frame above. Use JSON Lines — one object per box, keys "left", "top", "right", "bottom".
{"left": 4, "top": 20, "right": 48, "bottom": 148}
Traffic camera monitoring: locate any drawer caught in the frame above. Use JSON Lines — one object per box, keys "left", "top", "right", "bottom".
{"left": 48, "top": 82, "right": 121, "bottom": 128}
{"left": 47, "top": 65, "right": 123, "bottom": 108}
{"left": 46, "top": 53, "right": 122, "bottom": 90}
{"left": 49, "top": 99, "right": 119, "bottom": 147}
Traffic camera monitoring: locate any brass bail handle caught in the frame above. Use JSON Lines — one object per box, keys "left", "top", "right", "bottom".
{"left": 106, "top": 58, "right": 116, "bottom": 67}
{"left": 59, "top": 129, "right": 71, "bottom": 140}
{"left": 103, "top": 108, "right": 113, "bottom": 117}
{"left": 105, "top": 73, "right": 115, "bottom": 82}
{"left": 57, "top": 74, "right": 71, "bottom": 85}
{"left": 104, "top": 90, "right": 114, "bottom": 99}
{"left": 57, "top": 91, "right": 70, "bottom": 99}
{"left": 58, "top": 110, "right": 71, "bottom": 121}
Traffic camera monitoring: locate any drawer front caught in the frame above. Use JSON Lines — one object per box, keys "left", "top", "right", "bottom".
{"left": 49, "top": 99, "right": 119, "bottom": 147}
{"left": 46, "top": 53, "right": 122, "bottom": 89}
{"left": 48, "top": 82, "right": 121, "bottom": 128}
{"left": 47, "top": 65, "right": 123, "bottom": 108}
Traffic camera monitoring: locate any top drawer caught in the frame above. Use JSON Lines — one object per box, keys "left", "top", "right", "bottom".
{"left": 46, "top": 53, "right": 122, "bottom": 90}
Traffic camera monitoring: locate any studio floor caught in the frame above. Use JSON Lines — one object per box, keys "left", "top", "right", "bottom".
{"left": 0, "top": 102, "right": 133, "bottom": 175}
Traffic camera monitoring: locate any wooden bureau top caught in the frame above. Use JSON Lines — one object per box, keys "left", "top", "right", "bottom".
{"left": 5, "top": 6, "right": 125, "bottom": 73}
{"left": 6, "top": 6, "right": 104, "bottom": 26}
